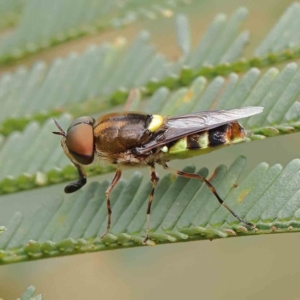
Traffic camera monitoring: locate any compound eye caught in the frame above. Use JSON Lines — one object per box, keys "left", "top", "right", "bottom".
{"left": 65, "top": 117, "right": 95, "bottom": 165}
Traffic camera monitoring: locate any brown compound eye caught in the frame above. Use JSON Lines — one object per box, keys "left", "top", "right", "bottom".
{"left": 65, "top": 116, "right": 95, "bottom": 165}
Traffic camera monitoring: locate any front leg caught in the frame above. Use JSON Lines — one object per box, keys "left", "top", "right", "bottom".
{"left": 60, "top": 137, "right": 87, "bottom": 194}
{"left": 101, "top": 169, "right": 122, "bottom": 239}
{"left": 64, "top": 161, "right": 87, "bottom": 193}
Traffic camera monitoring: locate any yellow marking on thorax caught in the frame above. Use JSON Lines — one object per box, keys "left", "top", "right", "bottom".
{"left": 148, "top": 115, "right": 164, "bottom": 132}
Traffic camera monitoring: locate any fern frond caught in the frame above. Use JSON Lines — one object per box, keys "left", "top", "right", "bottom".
{"left": 0, "top": 0, "right": 188, "bottom": 64}
{"left": 0, "top": 33, "right": 168, "bottom": 123}
{"left": 1, "top": 4, "right": 300, "bottom": 132}
{"left": 20, "top": 286, "right": 43, "bottom": 300}
{"left": 182, "top": 7, "right": 248, "bottom": 68}
{"left": 1, "top": 156, "right": 300, "bottom": 264}
{"left": 1, "top": 63, "right": 300, "bottom": 194}
{"left": 0, "top": 0, "right": 23, "bottom": 30}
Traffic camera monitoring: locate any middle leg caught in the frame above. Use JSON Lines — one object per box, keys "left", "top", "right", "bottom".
{"left": 143, "top": 164, "right": 159, "bottom": 244}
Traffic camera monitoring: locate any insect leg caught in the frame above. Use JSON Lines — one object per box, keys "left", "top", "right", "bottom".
{"left": 60, "top": 137, "right": 87, "bottom": 193}
{"left": 162, "top": 163, "right": 253, "bottom": 227}
{"left": 101, "top": 169, "right": 122, "bottom": 239}
{"left": 143, "top": 165, "right": 159, "bottom": 245}
{"left": 64, "top": 163, "right": 87, "bottom": 193}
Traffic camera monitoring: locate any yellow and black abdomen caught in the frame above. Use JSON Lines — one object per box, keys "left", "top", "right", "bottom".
{"left": 187, "top": 121, "right": 245, "bottom": 149}
{"left": 164, "top": 121, "right": 246, "bottom": 159}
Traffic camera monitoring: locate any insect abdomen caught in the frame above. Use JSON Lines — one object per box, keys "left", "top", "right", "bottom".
{"left": 164, "top": 121, "right": 245, "bottom": 158}
{"left": 207, "top": 121, "right": 245, "bottom": 147}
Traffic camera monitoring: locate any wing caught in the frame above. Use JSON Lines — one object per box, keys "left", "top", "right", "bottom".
{"left": 137, "top": 106, "right": 263, "bottom": 154}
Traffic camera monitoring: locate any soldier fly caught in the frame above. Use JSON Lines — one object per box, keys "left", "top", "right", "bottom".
{"left": 53, "top": 106, "right": 263, "bottom": 244}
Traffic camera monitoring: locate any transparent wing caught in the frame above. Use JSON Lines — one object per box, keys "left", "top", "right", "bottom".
{"left": 137, "top": 106, "right": 263, "bottom": 154}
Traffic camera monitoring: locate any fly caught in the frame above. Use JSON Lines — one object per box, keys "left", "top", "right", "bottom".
{"left": 53, "top": 106, "right": 263, "bottom": 244}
